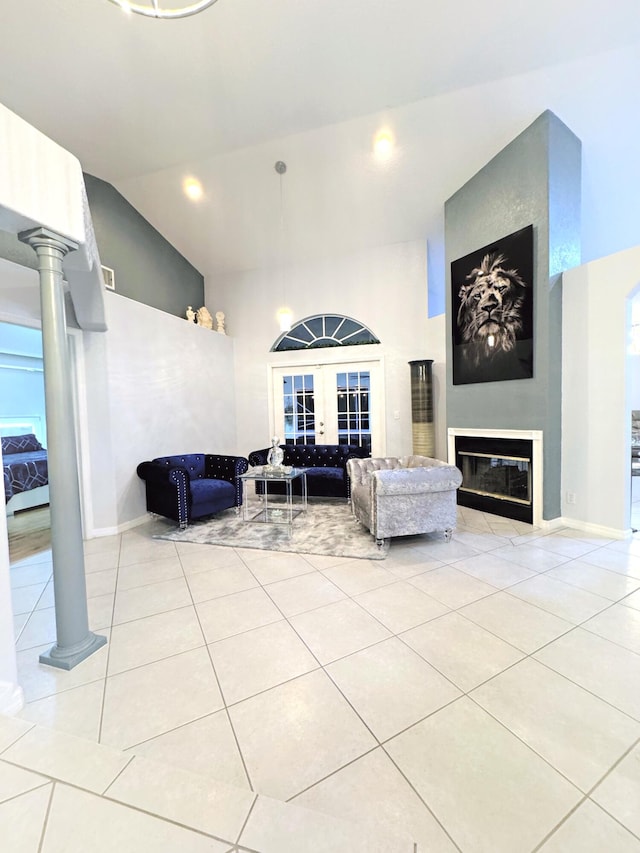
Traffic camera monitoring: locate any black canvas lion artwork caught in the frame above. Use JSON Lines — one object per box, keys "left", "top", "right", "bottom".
{"left": 451, "top": 225, "right": 534, "bottom": 385}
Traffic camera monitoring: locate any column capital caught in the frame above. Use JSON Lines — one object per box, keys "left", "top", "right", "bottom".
{"left": 18, "top": 226, "right": 79, "bottom": 256}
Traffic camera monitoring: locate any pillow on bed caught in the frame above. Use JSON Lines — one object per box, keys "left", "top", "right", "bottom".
{"left": 1, "top": 434, "right": 44, "bottom": 456}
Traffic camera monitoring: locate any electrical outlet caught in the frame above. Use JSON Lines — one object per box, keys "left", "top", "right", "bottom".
{"left": 566, "top": 492, "right": 576, "bottom": 505}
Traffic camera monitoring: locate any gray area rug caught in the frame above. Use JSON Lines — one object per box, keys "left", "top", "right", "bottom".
{"left": 155, "top": 499, "right": 389, "bottom": 560}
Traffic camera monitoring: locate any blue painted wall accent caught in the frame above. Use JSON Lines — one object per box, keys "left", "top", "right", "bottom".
{"left": 445, "top": 110, "right": 581, "bottom": 520}
{"left": 427, "top": 239, "right": 445, "bottom": 318}
{"left": 84, "top": 173, "right": 204, "bottom": 319}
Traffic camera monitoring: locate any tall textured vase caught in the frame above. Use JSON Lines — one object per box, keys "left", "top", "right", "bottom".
{"left": 409, "top": 359, "right": 435, "bottom": 457}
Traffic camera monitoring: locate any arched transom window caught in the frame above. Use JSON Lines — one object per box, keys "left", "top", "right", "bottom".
{"left": 271, "top": 314, "right": 380, "bottom": 352}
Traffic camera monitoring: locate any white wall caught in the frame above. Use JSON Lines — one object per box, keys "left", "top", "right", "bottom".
{"left": 629, "top": 292, "right": 640, "bottom": 410}
{"left": 81, "top": 293, "right": 238, "bottom": 534}
{"left": 629, "top": 354, "right": 640, "bottom": 411}
{"left": 562, "top": 245, "right": 640, "bottom": 536}
{"left": 210, "top": 239, "right": 449, "bottom": 460}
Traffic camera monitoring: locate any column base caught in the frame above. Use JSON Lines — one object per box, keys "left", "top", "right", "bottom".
{"left": 39, "top": 632, "right": 107, "bottom": 671}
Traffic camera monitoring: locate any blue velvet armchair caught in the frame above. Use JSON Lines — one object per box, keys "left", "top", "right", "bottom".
{"left": 137, "top": 453, "right": 249, "bottom": 528}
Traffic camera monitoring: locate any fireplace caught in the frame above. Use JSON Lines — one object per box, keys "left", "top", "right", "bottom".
{"left": 448, "top": 428, "right": 543, "bottom": 526}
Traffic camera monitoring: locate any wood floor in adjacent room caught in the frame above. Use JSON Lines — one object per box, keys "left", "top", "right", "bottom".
{"left": 7, "top": 505, "right": 51, "bottom": 564}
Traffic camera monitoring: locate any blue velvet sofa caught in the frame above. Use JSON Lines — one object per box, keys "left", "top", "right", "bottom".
{"left": 137, "top": 453, "right": 249, "bottom": 528}
{"left": 247, "top": 444, "right": 370, "bottom": 500}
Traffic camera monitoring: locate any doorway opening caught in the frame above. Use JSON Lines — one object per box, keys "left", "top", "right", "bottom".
{"left": 0, "top": 321, "right": 51, "bottom": 562}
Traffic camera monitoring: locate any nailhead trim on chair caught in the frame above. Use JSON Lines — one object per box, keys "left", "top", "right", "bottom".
{"left": 153, "top": 453, "right": 249, "bottom": 525}
{"left": 159, "top": 461, "right": 191, "bottom": 527}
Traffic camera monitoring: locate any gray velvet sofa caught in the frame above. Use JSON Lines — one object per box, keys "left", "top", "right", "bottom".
{"left": 347, "top": 455, "right": 463, "bottom": 545}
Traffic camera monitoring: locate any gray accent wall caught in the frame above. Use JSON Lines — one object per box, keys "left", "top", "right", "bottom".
{"left": 84, "top": 174, "right": 204, "bottom": 318}
{"left": 445, "top": 111, "right": 581, "bottom": 520}
{"left": 0, "top": 229, "right": 37, "bottom": 272}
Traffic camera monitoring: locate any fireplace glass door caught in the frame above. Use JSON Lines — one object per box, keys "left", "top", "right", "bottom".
{"left": 459, "top": 451, "right": 531, "bottom": 506}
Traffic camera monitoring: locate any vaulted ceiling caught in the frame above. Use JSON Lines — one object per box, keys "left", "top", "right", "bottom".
{"left": 2, "top": 1, "right": 640, "bottom": 275}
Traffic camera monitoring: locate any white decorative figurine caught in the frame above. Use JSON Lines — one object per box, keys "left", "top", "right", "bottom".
{"left": 196, "top": 306, "right": 213, "bottom": 329}
{"left": 186, "top": 305, "right": 196, "bottom": 323}
{"left": 215, "top": 311, "right": 226, "bottom": 334}
{"left": 266, "top": 436, "right": 284, "bottom": 470}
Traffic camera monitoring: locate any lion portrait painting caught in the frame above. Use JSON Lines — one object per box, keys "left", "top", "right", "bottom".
{"left": 451, "top": 225, "right": 534, "bottom": 385}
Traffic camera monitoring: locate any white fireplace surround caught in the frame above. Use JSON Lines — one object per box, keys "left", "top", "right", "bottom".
{"left": 447, "top": 428, "right": 544, "bottom": 528}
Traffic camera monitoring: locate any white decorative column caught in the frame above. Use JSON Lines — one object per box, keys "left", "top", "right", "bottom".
{"left": 19, "top": 226, "right": 107, "bottom": 669}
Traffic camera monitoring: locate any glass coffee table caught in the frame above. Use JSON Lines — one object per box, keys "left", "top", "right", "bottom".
{"left": 239, "top": 466, "right": 308, "bottom": 537}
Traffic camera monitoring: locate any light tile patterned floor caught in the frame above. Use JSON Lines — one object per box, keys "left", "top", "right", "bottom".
{"left": 4, "top": 505, "right": 640, "bottom": 851}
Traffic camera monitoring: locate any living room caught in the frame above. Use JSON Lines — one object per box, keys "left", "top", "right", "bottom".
{"left": 4, "top": 47, "right": 640, "bottom": 537}
{"left": 1, "top": 3, "right": 640, "bottom": 849}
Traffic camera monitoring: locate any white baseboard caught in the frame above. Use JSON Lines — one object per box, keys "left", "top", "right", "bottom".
{"left": 555, "top": 516, "right": 630, "bottom": 540}
{"left": 537, "top": 516, "right": 566, "bottom": 533}
{"left": 86, "top": 512, "right": 154, "bottom": 539}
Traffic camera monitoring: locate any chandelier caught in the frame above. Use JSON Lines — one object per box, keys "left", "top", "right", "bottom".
{"left": 107, "top": 0, "right": 219, "bottom": 19}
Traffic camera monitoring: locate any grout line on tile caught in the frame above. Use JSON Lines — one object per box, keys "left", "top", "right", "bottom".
{"left": 579, "top": 799, "right": 640, "bottom": 845}
{"left": 531, "top": 651, "right": 640, "bottom": 726}
{"left": 96, "top": 787, "right": 239, "bottom": 847}
{"left": 0, "top": 771, "right": 52, "bottom": 804}
{"left": 581, "top": 733, "right": 640, "bottom": 799}
{"left": 0, "top": 719, "right": 36, "bottom": 755}
{"left": 13, "top": 511, "right": 640, "bottom": 850}
{"left": 97, "top": 532, "right": 124, "bottom": 744}
{"left": 528, "top": 790, "right": 591, "bottom": 852}
{"left": 451, "top": 600, "right": 640, "bottom": 725}
{"left": 177, "top": 545, "right": 256, "bottom": 794}
{"left": 380, "top": 743, "right": 465, "bottom": 853}
{"left": 579, "top": 622, "right": 640, "bottom": 658}
{"left": 393, "top": 620, "right": 520, "bottom": 695}
{"left": 17, "top": 665, "right": 109, "bottom": 708}
{"left": 453, "top": 597, "right": 577, "bottom": 653}
{"left": 100, "top": 752, "right": 136, "bottom": 796}
{"left": 35, "top": 771, "right": 241, "bottom": 847}
{"left": 234, "top": 791, "right": 258, "bottom": 846}
{"left": 463, "top": 690, "right": 593, "bottom": 795}
{"left": 36, "top": 779, "right": 56, "bottom": 853}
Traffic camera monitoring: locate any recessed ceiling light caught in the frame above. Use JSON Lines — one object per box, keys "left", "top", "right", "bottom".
{"left": 373, "top": 128, "right": 395, "bottom": 159}
{"left": 183, "top": 177, "right": 204, "bottom": 201}
{"left": 277, "top": 307, "right": 293, "bottom": 332}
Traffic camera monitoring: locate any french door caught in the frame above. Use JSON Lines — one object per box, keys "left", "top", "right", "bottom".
{"left": 272, "top": 361, "right": 382, "bottom": 455}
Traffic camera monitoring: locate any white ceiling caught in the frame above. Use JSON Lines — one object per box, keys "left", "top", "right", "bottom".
{"left": 2, "top": 1, "right": 640, "bottom": 275}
